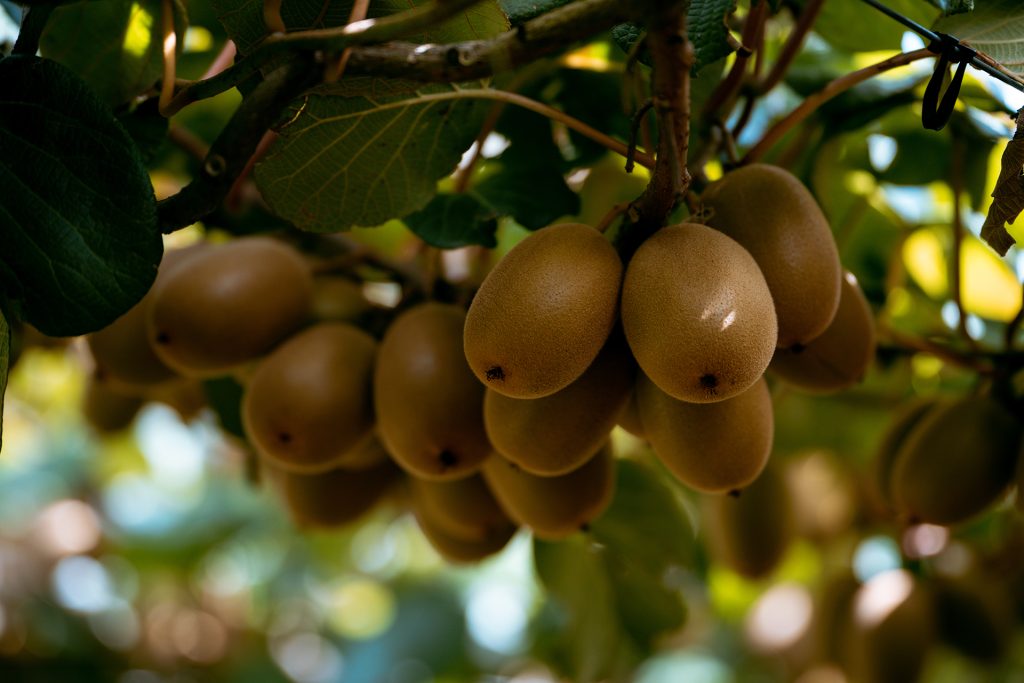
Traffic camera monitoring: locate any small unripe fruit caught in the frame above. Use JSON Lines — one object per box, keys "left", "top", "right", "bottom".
{"left": 464, "top": 223, "right": 622, "bottom": 399}
{"left": 622, "top": 223, "right": 776, "bottom": 403}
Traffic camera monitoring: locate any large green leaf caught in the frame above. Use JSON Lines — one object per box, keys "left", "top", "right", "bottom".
{"left": 255, "top": 80, "right": 490, "bottom": 231}
{"left": 40, "top": 0, "right": 188, "bottom": 107}
{"left": 0, "top": 56, "right": 162, "bottom": 336}
{"left": 212, "top": 0, "right": 509, "bottom": 56}
{"left": 0, "top": 308, "right": 8, "bottom": 453}
{"left": 533, "top": 459, "right": 693, "bottom": 683}
{"left": 815, "top": 0, "right": 939, "bottom": 52}
{"left": 473, "top": 156, "right": 581, "bottom": 230}
{"left": 935, "top": 0, "right": 1024, "bottom": 76}
{"left": 404, "top": 193, "right": 499, "bottom": 248}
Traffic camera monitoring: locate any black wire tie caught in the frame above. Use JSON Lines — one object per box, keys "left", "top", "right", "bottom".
{"left": 921, "top": 32, "right": 977, "bottom": 131}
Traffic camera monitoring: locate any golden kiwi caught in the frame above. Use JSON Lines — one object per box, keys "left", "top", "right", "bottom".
{"left": 463, "top": 223, "right": 622, "bottom": 399}
{"left": 408, "top": 474, "right": 515, "bottom": 543}
{"left": 848, "top": 569, "right": 934, "bottom": 683}
{"left": 1017, "top": 449, "right": 1024, "bottom": 515}
{"left": 374, "top": 303, "right": 491, "bottom": 480}
{"left": 414, "top": 508, "right": 516, "bottom": 564}
{"left": 484, "top": 331, "right": 634, "bottom": 476}
{"left": 890, "top": 395, "right": 1021, "bottom": 525}
{"left": 149, "top": 237, "right": 313, "bottom": 376}
{"left": 332, "top": 432, "right": 393, "bottom": 471}
{"left": 770, "top": 271, "right": 875, "bottom": 393}
{"left": 637, "top": 373, "right": 773, "bottom": 493}
{"left": 702, "top": 163, "right": 842, "bottom": 349}
{"left": 265, "top": 459, "right": 401, "bottom": 529}
{"left": 621, "top": 223, "right": 777, "bottom": 403}
{"left": 482, "top": 445, "right": 615, "bottom": 540}
{"left": 87, "top": 244, "right": 206, "bottom": 390}
{"left": 617, "top": 386, "right": 645, "bottom": 438}
{"left": 870, "top": 398, "right": 937, "bottom": 513}
{"left": 934, "top": 572, "right": 1015, "bottom": 663}
{"left": 243, "top": 323, "right": 376, "bottom": 473}
{"left": 702, "top": 462, "right": 794, "bottom": 579}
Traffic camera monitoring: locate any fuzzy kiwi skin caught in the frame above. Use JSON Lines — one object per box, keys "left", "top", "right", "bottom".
{"left": 265, "top": 459, "right": 402, "bottom": 529}
{"left": 482, "top": 445, "right": 615, "bottom": 540}
{"left": 375, "top": 303, "right": 491, "bottom": 480}
{"left": 890, "top": 396, "right": 1021, "bottom": 525}
{"left": 702, "top": 463, "right": 793, "bottom": 579}
{"left": 934, "top": 573, "right": 1015, "bottom": 663}
{"left": 310, "top": 275, "right": 371, "bottom": 323}
{"left": 87, "top": 244, "right": 205, "bottom": 390}
{"left": 702, "top": 163, "right": 842, "bottom": 349}
{"left": 870, "top": 398, "right": 937, "bottom": 513}
{"left": 243, "top": 323, "right": 376, "bottom": 474}
{"left": 149, "top": 237, "right": 313, "bottom": 376}
{"left": 637, "top": 373, "right": 773, "bottom": 493}
{"left": 770, "top": 271, "right": 875, "bottom": 393}
{"left": 484, "top": 331, "right": 635, "bottom": 476}
{"left": 621, "top": 223, "right": 777, "bottom": 403}
{"left": 463, "top": 223, "right": 623, "bottom": 399}
{"left": 332, "top": 432, "right": 393, "bottom": 471}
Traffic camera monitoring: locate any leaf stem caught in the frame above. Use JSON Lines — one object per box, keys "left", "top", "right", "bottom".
{"left": 742, "top": 48, "right": 932, "bottom": 164}
{"left": 756, "top": 0, "right": 824, "bottom": 94}
{"left": 12, "top": 3, "right": 54, "bottom": 56}
{"left": 324, "top": 0, "right": 371, "bottom": 83}
{"left": 701, "top": 0, "right": 766, "bottom": 120}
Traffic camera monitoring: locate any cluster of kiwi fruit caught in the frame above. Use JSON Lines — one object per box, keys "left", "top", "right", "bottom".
{"left": 76, "top": 163, "right": 884, "bottom": 563}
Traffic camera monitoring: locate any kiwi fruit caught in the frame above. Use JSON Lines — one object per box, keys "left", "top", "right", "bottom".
{"left": 147, "top": 378, "right": 208, "bottom": 422}
{"left": 621, "top": 223, "right": 777, "bottom": 403}
{"left": 482, "top": 445, "right": 615, "bottom": 540}
{"left": 407, "top": 475, "right": 516, "bottom": 544}
{"left": 702, "top": 462, "right": 794, "bottom": 579}
{"left": 374, "top": 303, "right": 491, "bottom": 480}
{"left": 809, "top": 571, "right": 861, "bottom": 668}
{"left": 265, "top": 459, "right": 401, "bottom": 529}
{"left": 149, "top": 237, "right": 313, "bottom": 376}
{"left": 637, "top": 373, "right": 773, "bottom": 493}
{"left": 770, "top": 271, "right": 875, "bottom": 393}
{"left": 310, "top": 275, "right": 372, "bottom": 322}
{"left": 889, "top": 395, "right": 1021, "bottom": 525}
{"left": 82, "top": 376, "right": 144, "bottom": 433}
{"left": 702, "top": 163, "right": 842, "bottom": 349}
{"left": 87, "top": 244, "right": 206, "bottom": 390}
{"left": 1017, "top": 450, "right": 1024, "bottom": 515}
{"left": 848, "top": 570, "right": 934, "bottom": 683}
{"left": 243, "top": 323, "right": 376, "bottom": 473}
{"left": 870, "top": 398, "right": 937, "bottom": 513}
{"left": 463, "top": 223, "right": 622, "bottom": 399}
{"left": 484, "top": 331, "right": 634, "bottom": 476}
{"left": 414, "top": 508, "right": 516, "bottom": 564}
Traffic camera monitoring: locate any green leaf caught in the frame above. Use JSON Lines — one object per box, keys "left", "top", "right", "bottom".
{"left": 610, "top": 23, "right": 650, "bottom": 66}
{"left": 255, "top": 80, "right": 490, "bottom": 232}
{"left": 40, "top": 0, "right": 188, "bottom": 107}
{"left": 816, "top": 0, "right": 939, "bottom": 52}
{"left": 117, "top": 99, "right": 170, "bottom": 165}
{"left": 935, "top": 0, "right": 1024, "bottom": 76}
{"left": 689, "top": 0, "right": 738, "bottom": 72}
{"left": 473, "top": 159, "right": 581, "bottom": 230}
{"left": 212, "top": 0, "right": 509, "bottom": 56}
{"left": 0, "top": 56, "right": 162, "bottom": 336}
{"left": 0, "top": 308, "right": 8, "bottom": 453}
{"left": 533, "top": 459, "right": 693, "bottom": 683}
{"left": 499, "top": 0, "right": 571, "bottom": 25}
{"left": 403, "top": 193, "right": 499, "bottom": 248}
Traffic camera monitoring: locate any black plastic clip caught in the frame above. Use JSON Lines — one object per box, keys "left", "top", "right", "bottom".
{"left": 922, "top": 32, "right": 977, "bottom": 131}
